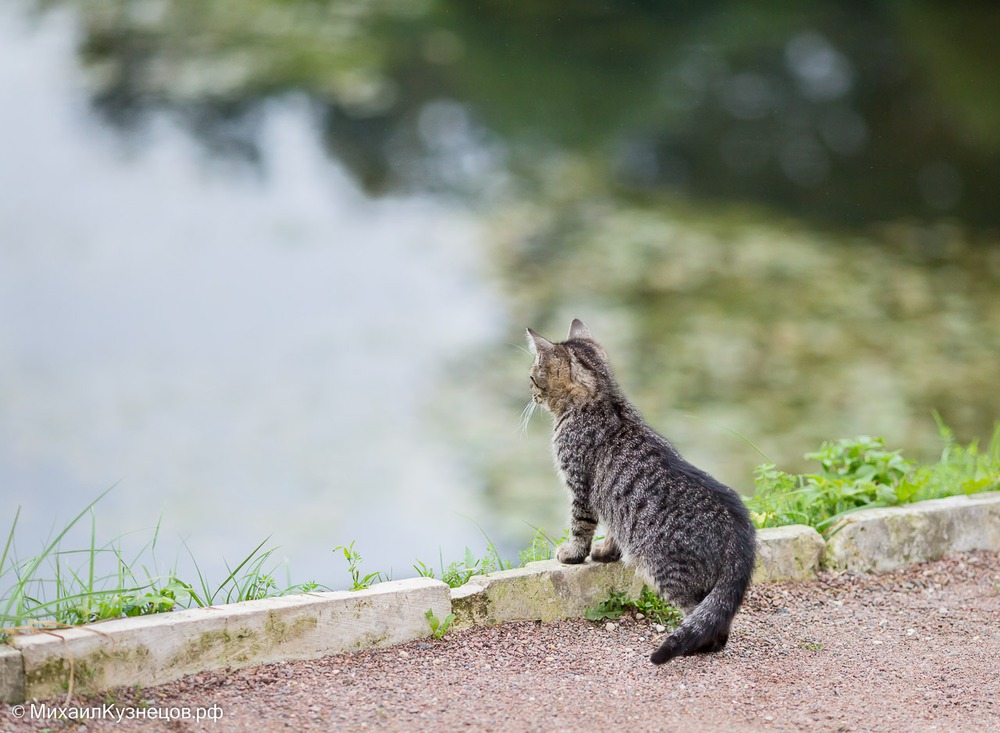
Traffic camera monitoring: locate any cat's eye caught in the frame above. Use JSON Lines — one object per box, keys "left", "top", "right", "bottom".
{"left": 530, "top": 375, "right": 540, "bottom": 388}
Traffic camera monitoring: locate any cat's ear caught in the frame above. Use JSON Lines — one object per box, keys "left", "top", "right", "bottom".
{"left": 526, "top": 328, "right": 554, "bottom": 359}
{"left": 568, "top": 319, "right": 593, "bottom": 341}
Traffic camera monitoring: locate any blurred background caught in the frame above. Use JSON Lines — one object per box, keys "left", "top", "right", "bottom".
{"left": 2, "top": 0, "right": 998, "bottom": 588}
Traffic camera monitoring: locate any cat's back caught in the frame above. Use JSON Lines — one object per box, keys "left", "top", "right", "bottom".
{"left": 591, "top": 415, "right": 752, "bottom": 539}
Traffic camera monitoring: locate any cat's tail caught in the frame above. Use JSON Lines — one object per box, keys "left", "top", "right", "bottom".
{"left": 649, "top": 541, "right": 755, "bottom": 665}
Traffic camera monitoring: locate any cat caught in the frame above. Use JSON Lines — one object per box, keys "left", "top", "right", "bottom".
{"left": 526, "top": 319, "right": 756, "bottom": 664}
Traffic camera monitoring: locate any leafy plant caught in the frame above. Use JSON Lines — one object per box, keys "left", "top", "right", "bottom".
{"left": 805, "top": 435, "right": 911, "bottom": 487}
{"left": 745, "top": 420, "right": 1000, "bottom": 535}
{"left": 631, "top": 586, "right": 683, "bottom": 627}
{"left": 333, "top": 541, "right": 385, "bottom": 591}
{"left": 585, "top": 586, "right": 680, "bottom": 628}
{"left": 903, "top": 415, "right": 1000, "bottom": 500}
{"left": 424, "top": 608, "right": 455, "bottom": 639}
{"left": 585, "top": 591, "right": 631, "bottom": 622}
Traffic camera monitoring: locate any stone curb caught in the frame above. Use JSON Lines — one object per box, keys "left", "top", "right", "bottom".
{"left": 4, "top": 577, "right": 450, "bottom": 703}
{"left": 824, "top": 492, "right": 1000, "bottom": 573}
{"left": 2, "top": 492, "right": 998, "bottom": 704}
{"left": 450, "top": 525, "right": 825, "bottom": 630}
{"left": 1, "top": 644, "right": 23, "bottom": 705}
{"left": 450, "top": 559, "right": 644, "bottom": 629}
{"left": 754, "top": 525, "right": 826, "bottom": 582}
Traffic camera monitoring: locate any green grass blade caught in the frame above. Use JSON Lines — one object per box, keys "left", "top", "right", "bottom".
{"left": 0, "top": 507, "right": 20, "bottom": 585}
{"left": 213, "top": 537, "right": 273, "bottom": 604}
{"left": 1, "top": 485, "right": 116, "bottom": 622}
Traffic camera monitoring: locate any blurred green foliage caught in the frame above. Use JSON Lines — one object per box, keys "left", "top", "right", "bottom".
{"left": 37, "top": 0, "right": 1000, "bottom": 225}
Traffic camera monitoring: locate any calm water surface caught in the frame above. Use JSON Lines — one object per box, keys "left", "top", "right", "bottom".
{"left": 0, "top": 8, "right": 505, "bottom": 584}
{"left": 2, "top": 2, "right": 998, "bottom": 590}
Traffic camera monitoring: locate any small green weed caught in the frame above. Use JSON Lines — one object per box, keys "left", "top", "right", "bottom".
{"left": 414, "top": 526, "right": 569, "bottom": 590}
{"left": 421, "top": 522, "right": 515, "bottom": 589}
{"left": 631, "top": 586, "right": 683, "bottom": 626}
{"left": 517, "top": 526, "right": 570, "bottom": 565}
{"left": 438, "top": 545, "right": 509, "bottom": 589}
{"left": 424, "top": 608, "right": 455, "bottom": 639}
{"left": 333, "top": 541, "right": 386, "bottom": 591}
{"left": 904, "top": 416, "right": 1000, "bottom": 500}
{"left": 585, "top": 586, "right": 681, "bottom": 627}
{"left": 411, "top": 559, "right": 436, "bottom": 580}
{"left": 585, "top": 590, "right": 631, "bottom": 622}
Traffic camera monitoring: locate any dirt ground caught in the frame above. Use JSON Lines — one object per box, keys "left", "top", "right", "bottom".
{"left": 4, "top": 551, "right": 999, "bottom": 733}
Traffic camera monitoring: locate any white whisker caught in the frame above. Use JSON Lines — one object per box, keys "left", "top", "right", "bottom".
{"left": 516, "top": 399, "right": 537, "bottom": 435}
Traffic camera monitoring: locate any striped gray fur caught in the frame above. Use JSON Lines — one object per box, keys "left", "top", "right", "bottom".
{"left": 526, "top": 319, "right": 756, "bottom": 664}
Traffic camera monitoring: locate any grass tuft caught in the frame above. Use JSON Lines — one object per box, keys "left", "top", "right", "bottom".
{"left": 0, "top": 490, "right": 325, "bottom": 637}
{"left": 745, "top": 418, "right": 1000, "bottom": 535}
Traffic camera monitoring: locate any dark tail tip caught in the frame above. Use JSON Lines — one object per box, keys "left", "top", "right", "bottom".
{"left": 650, "top": 629, "right": 731, "bottom": 664}
{"left": 649, "top": 638, "right": 682, "bottom": 665}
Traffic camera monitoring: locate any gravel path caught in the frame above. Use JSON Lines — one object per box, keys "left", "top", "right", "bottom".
{"left": 5, "top": 551, "right": 999, "bottom": 733}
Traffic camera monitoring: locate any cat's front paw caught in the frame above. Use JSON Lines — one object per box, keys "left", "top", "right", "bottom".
{"left": 590, "top": 538, "right": 621, "bottom": 563}
{"left": 556, "top": 542, "right": 588, "bottom": 564}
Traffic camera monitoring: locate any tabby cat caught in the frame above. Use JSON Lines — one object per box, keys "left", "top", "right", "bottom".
{"left": 526, "top": 319, "right": 756, "bottom": 664}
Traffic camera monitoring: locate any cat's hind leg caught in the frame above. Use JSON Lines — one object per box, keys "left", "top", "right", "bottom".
{"left": 590, "top": 535, "right": 622, "bottom": 563}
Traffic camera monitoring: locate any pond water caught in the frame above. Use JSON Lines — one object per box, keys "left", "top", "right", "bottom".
{"left": 0, "top": 6, "right": 504, "bottom": 585}
{"left": 1, "top": 1, "right": 998, "bottom": 590}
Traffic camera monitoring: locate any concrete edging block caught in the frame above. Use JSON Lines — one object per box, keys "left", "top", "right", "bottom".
{"left": 1, "top": 644, "right": 24, "bottom": 704}
{"left": 754, "top": 524, "right": 826, "bottom": 582}
{"left": 4, "top": 492, "right": 998, "bottom": 703}
{"left": 824, "top": 492, "right": 1000, "bottom": 573}
{"left": 10, "top": 577, "right": 450, "bottom": 702}
{"left": 450, "top": 559, "right": 643, "bottom": 629}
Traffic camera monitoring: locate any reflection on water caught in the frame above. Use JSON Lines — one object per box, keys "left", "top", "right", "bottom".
{"left": 2, "top": 2, "right": 999, "bottom": 588}
{"left": 0, "top": 8, "right": 504, "bottom": 583}
{"left": 58, "top": 0, "right": 1000, "bottom": 228}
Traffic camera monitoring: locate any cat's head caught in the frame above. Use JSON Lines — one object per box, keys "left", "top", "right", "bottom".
{"left": 525, "top": 319, "right": 612, "bottom": 414}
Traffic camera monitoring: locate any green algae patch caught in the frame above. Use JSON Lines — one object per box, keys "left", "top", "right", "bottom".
{"left": 167, "top": 626, "right": 260, "bottom": 670}
{"left": 264, "top": 611, "right": 318, "bottom": 644}
{"left": 353, "top": 630, "right": 391, "bottom": 649}
{"left": 167, "top": 611, "right": 318, "bottom": 672}
{"left": 484, "top": 572, "right": 560, "bottom": 623}
{"left": 449, "top": 586, "right": 490, "bottom": 630}
{"left": 25, "top": 643, "right": 151, "bottom": 700}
